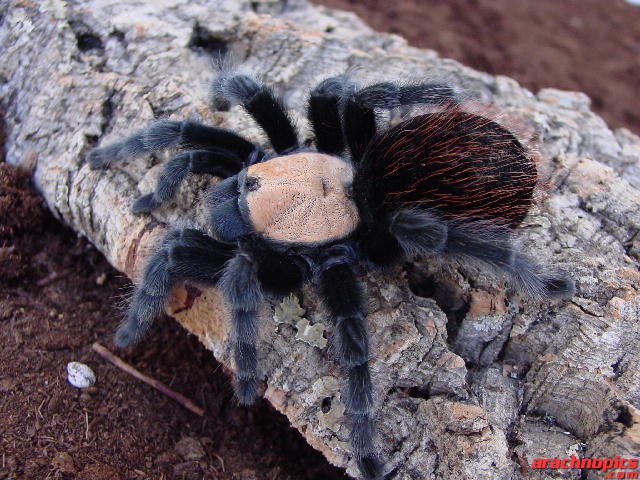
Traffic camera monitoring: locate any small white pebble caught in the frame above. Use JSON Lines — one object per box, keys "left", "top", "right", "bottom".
{"left": 67, "top": 362, "right": 96, "bottom": 388}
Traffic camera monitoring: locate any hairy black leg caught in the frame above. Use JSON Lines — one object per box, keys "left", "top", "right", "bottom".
{"left": 132, "top": 149, "right": 244, "bottom": 214}
{"left": 444, "top": 221, "right": 575, "bottom": 299}
{"left": 504, "top": 247, "right": 575, "bottom": 299}
{"left": 361, "top": 209, "right": 448, "bottom": 267}
{"left": 207, "top": 175, "right": 240, "bottom": 207}
{"left": 116, "top": 229, "right": 234, "bottom": 347}
{"left": 359, "top": 223, "right": 404, "bottom": 268}
{"left": 240, "top": 235, "right": 308, "bottom": 297}
{"left": 218, "top": 250, "right": 264, "bottom": 404}
{"left": 209, "top": 195, "right": 251, "bottom": 243}
{"left": 87, "top": 119, "right": 261, "bottom": 169}
{"left": 211, "top": 74, "right": 299, "bottom": 154}
{"left": 343, "top": 82, "right": 459, "bottom": 162}
{"left": 318, "top": 246, "right": 383, "bottom": 480}
{"left": 378, "top": 209, "right": 575, "bottom": 299}
{"left": 308, "top": 77, "right": 347, "bottom": 154}
{"left": 206, "top": 175, "right": 252, "bottom": 242}
{"left": 343, "top": 90, "right": 377, "bottom": 163}
{"left": 354, "top": 82, "right": 458, "bottom": 110}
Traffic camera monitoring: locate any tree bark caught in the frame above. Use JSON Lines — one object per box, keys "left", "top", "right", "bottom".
{"left": 2, "top": 1, "right": 639, "bottom": 478}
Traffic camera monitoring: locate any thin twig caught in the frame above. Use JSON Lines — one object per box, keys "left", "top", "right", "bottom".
{"left": 36, "top": 269, "right": 72, "bottom": 287}
{"left": 84, "top": 410, "right": 90, "bottom": 441}
{"left": 91, "top": 342, "right": 205, "bottom": 417}
{"left": 213, "top": 453, "right": 225, "bottom": 472}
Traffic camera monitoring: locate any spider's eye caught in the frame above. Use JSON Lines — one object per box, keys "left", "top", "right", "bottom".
{"left": 345, "top": 184, "right": 354, "bottom": 199}
{"left": 245, "top": 176, "right": 260, "bottom": 192}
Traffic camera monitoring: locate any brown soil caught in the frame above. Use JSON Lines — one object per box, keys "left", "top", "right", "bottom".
{"left": 316, "top": 0, "right": 640, "bottom": 135}
{"left": 2, "top": 1, "right": 640, "bottom": 479}
{"left": 0, "top": 162, "right": 346, "bottom": 480}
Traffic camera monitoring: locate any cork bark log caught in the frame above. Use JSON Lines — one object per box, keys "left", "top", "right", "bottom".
{"left": 2, "top": 1, "right": 639, "bottom": 478}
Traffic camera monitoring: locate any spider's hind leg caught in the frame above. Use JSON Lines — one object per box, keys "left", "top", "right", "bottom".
{"left": 343, "top": 81, "right": 459, "bottom": 162}
{"left": 443, "top": 220, "right": 575, "bottom": 299}
{"left": 360, "top": 209, "right": 448, "bottom": 268}
{"left": 211, "top": 73, "right": 299, "bottom": 154}
{"left": 353, "top": 82, "right": 459, "bottom": 111}
{"left": 368, "top": 209, "right": 575, "bottom": 300}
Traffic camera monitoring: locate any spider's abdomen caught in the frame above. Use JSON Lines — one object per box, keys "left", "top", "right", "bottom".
{"left": 355, "top": 111, "right": 537, "bottom": 228}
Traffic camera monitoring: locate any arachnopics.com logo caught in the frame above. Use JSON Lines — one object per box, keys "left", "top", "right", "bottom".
{"left": 531, "top": 456, "right": 638, "bottom": 478}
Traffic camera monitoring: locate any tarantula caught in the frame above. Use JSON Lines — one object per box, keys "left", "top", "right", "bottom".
{"left": 87, "top": 73, "right": 575, "bottom": 479}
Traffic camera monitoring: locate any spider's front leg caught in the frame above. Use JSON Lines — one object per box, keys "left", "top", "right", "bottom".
{"left": 317, "top": 245, "right": 383, "bottom": 480}
{"left": 218, "top": 252, "right": 264, "bottom": 403}
{"left": 308, "top": 77, "right": 347, "bottom": 155}
{"left": 87, "top": 119, "right": 264, "bottom": 213}
{"left": 116, "top": 228, "right": 234, "bottom": 347}
{"left": 130, "top": 148, "right": 246, "bottom": 214}
{"left": 211, "top": 73, "right": 299, "bottom": 154}
{"left": 220, "top": 236, "right": 308, "bottom": 403}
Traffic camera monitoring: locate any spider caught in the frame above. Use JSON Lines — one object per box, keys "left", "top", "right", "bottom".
{"left": 87, "top": 72, "right": 575, "bottom": 479}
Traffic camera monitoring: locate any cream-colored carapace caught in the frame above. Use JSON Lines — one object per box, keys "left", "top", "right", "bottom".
{"left": 242, "top": 152, "right": 359, "bottom": 244}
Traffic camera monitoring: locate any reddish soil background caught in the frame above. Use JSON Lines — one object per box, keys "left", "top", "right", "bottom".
{"left": 0, "top": 163, "right": 346, "bottom": 480}
{"left": 317, "top": 0, "right": 640, "bottom": 135}
{"left": 2, "top": 1, "right": 640, "bottom": 479}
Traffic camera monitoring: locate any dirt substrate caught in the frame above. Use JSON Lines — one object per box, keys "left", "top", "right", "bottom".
{"left": 2, "top": 1, "right": 640, "bottom": 479}
{"left": 0, "top": 162, "right": 346, "bottom": 479}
